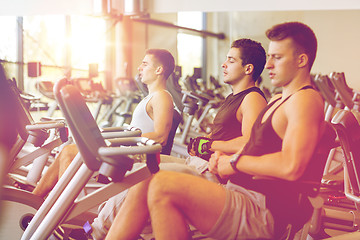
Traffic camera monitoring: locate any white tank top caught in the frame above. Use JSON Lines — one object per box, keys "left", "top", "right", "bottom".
{"left": 130, "top": 93, "right": 155, "bottom": 134}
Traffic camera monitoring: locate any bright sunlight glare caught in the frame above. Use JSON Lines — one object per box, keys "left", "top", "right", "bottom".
{"left": 70, "top": 16, "right": 106, "bottom": 72}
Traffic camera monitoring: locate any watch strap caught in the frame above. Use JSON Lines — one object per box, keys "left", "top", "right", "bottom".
{"left": 230, "top": 153, "right": 242, "bottom": 173}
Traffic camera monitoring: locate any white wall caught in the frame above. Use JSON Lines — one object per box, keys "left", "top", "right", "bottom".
{"left": 306, "top": 10, "right": 360, "bottom": 90}
{"left": 113, "top": 13, "right": 178, "bottom": 80}
{"left": 207, "top": 10, "right": 360, "bottom": 90}
{"left": 0, "top": 0, "right": 92, "bottom": 15}
{"left": 149, "top": 0, "right": 360, "bottom": 13}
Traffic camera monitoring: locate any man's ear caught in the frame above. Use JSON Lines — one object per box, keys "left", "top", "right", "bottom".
{"left": 245, "top": 64, "right": 254, "bottom": 75}
{"left": 298, "top": 53, "right": 309, "bottom": 68}
{"left": 155, "top": 66, "right": 164, "bottom": 75}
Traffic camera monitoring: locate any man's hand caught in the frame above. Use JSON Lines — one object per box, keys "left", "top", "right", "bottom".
{"left": 187, "top": 137, "right": 214, "bottom": 160}
{"left": 208, "top": 151, "right": 221, "bottom": 174}
{"left": 217, "top": 154, "right": 238, "bottom": 179}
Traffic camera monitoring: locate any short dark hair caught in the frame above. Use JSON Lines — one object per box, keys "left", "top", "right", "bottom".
{"left": 231, "top": 38, "right": 266, "bottom": 82}
{"left": 145, "top": 49, "right": 175, "bottom": 80}
{"left": 266, "top": 22, "right": 317, "bottom": 70}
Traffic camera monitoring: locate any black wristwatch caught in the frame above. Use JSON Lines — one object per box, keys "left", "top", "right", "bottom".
{"left": 229, "top": 153, "right": 242, "bottom": 173}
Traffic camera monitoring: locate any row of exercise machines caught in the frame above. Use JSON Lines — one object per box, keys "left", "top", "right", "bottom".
{"left": 307, "top": 72, "right": 360, "bottom": 239}
{"left": 0, "top": 66, "right": 227, "bottom": 239}
{"left": 1, "top": 68, "right": 360, "bottom": 239}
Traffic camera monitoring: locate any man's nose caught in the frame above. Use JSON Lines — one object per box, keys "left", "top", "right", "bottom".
{"left": 265, "top": 60, "right": 272, "bottom": 69}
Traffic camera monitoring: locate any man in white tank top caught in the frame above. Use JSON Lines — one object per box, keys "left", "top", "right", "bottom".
{"left": 32, "top": 49, "right": 175, "bottom": 199}
{"left": 129, "top": 49, "right": 174, "bottom": 146}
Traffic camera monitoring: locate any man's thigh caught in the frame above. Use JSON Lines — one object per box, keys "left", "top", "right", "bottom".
{"left": 206, "top": 183, "right": 274, "bottom": 240}
{"left": 149, "top": 171, "right": 227, "bottom": 234}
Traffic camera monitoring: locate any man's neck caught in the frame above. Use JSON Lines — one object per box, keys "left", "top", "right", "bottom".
{"left": 147, "top": 77, "right": 167, "bottom": 94}
{"left": 281, "top": 72, "right": 312, "bottom": 99}
{"left": 231, "top": 77, "right": 256, "bottom": 95}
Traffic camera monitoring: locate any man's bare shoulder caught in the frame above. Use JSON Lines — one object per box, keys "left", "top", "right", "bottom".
{"left": 240, "top": 90, "right": 268, "bottom": 111}
{"left": 288, "top": 88, "right": 323, "bottom": 107}
{"left": 152, "top": 90, "right": 173, "bottom": 100}
{"left": 244, "top": 90, "right": 267, "bottom": 101}
{"left": 243, "top": 91, "right": 266, "bottom": 103}
{"left": 285, "top": 89, "right": 324, "bottom": 120}
{"left": 149, "top": 90, "right": 174, "bottom": 108}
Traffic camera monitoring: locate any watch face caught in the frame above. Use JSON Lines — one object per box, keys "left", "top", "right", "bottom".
{"left": 230, "top": 154, "right": 240, "bottom": 163}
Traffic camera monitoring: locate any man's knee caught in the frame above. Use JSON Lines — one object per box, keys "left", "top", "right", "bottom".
{"left": 58, "top": 144, "right": 78, "bottom": 164}
{"left": 148, "top": 171, "right": 180, "bottom": 207}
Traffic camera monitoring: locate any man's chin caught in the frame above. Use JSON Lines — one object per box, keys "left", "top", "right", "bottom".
{"left": 271, "top": 79, "right": 281, "bottom": 87}
{"left": 223, "top": 79, "right": 231, "bottom": 85}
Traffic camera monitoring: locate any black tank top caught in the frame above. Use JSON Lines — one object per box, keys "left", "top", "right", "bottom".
{"left": 211, "top": 87, "right": 266, "bottom": 141}
{"left": 229, "top": 85, "right": 318, "bottom": 233}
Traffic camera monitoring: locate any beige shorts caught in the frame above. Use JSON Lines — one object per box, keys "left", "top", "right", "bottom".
{"left": 205, "top": 181, "right": 275, "bottom": 240}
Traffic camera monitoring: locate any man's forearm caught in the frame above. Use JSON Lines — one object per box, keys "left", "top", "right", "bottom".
{"left": 210, "top": 137, "right": 247, "bottom": 154}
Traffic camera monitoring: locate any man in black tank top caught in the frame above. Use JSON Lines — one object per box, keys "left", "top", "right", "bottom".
{"left": 187, "top": 38, "right": 268, "bottom": 160}
{"left": 106, "top": 23, "right": 326, "bottom": 240}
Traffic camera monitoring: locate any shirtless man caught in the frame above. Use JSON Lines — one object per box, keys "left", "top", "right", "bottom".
{"left": 32, "top": 49, "right": 175, "bottom": 198}
{"left": 105, "top": 21, "right": 325, "bottom": 240}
